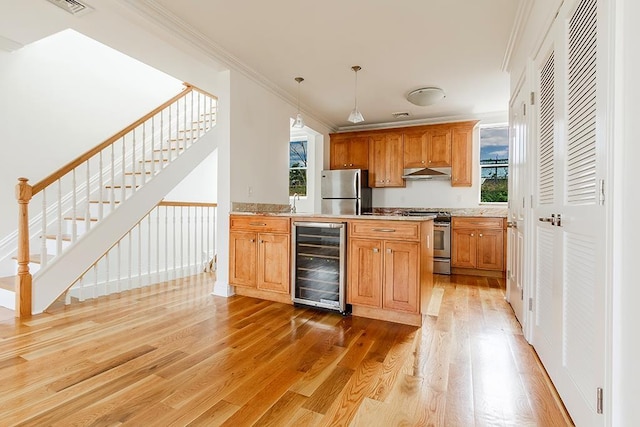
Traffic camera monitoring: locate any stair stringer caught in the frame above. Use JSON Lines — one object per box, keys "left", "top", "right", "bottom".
{"left": 31, "top": 127, "right": 219, "bottom": 314}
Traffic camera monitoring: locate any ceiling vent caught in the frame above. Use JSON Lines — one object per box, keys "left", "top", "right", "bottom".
{"left": 45, "top": 0, "right": 93, "bottom": 16}
{"left": 392, "top": 112, "right": 411, "bottom": 119}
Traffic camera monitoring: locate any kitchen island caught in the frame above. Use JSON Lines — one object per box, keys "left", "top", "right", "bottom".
{"left": 228, "top": 213, "right": 434, "bottom": 326}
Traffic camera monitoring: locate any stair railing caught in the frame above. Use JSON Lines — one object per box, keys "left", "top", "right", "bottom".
{"left": 62, "top": 201, "right": 217, "bottom": 305}
{"left": 14, "top": 83, "right": 217, "bottom": 317}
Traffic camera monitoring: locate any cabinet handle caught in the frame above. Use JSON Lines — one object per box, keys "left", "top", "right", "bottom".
{"left": 259, "top": 239, "right": 264, "bottom": 244}
{"left": 386, "top": 179, "right": 390, "bottom": 183}
{"left": 349, "top": 163, "right": 353, "bottom": 166}
{"left": 421, "top": 160, "right": 425, "bottom": 164}
{"left": 373, "top": 228, "right": 396, "bottom": 232}
{"left": 387, "top": 248, "right": 392, "bottom": 254}
{"left": 249, "top": 239, "right": 255, "bottom": 243}
{"left": 373, "top": 248, "right": 379, "bottom": 253}
{"left": 479, "top": 233, "right": 483, "bottom": 237}
{"left": 249, "top": 222, "right": 267, "bottom": 226}
{"left": 343, "top": 163, "right": 347, "bottom": 167}
{"left": 470, "top": 233, "right": 474, "bottom": 237}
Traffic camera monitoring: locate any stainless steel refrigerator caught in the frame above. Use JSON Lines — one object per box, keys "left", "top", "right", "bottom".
{"left": 321, "top": 169, "right": 372, "bottom": 215}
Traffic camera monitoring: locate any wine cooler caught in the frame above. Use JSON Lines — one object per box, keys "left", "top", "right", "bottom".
{"left": 291, "top": 221, "right": 349, "bottom": 314}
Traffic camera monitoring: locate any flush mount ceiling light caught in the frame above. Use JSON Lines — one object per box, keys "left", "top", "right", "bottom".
{"left": 407, "top": 87, "right": 446, "bottom": 106}
{"left": 347, "top": 65, "right": 364, "bottom": 124}
{"left": 292, "top": 77, "right": 305, "bottom": 129}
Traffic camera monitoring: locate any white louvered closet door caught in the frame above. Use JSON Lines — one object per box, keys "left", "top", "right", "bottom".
{"left": 531, "top": 0, "right": 606, "bottom": 424}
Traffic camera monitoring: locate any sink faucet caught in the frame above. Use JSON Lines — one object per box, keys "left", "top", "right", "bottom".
{"left": 291, "top": 193, "right": 300, "bottom": 213}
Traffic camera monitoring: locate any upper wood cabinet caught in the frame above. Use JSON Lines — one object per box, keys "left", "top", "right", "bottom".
{"left": 451, "top": 123, "right": 476, "bottom": 187}
{"left": 403, "top": 126, "right": 452, "bottom": 168}
{"left": 329, "top": 135, "right": 369, "bottom": 170}
{"left": 329, "top": 120, "right": 478, "bottom": 187}
{"left": 368, "top": 132, "right": 404, "bottom": 188}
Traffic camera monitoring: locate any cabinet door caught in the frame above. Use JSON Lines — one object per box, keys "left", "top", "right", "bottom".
{"left": 451, "top": 125, "right": 473, "bottom": 187}
{"left": 348, "top": 238, "right": 382, "bottom": 307}
{"left": 348, "top": 137, "right": 370, "bottom": 170}
{"left": 477, "top": 229, "right": 504, "bottom": 271}
{"left": 451, "top": 228, "right": 476, "bottom": 268}
{"left": 383, "top": 241, "right": 420, "bottom": 313}
{"left": 257, "top": 233, "right": 290, "bottom": 293}
{"left": 330, "top": 139, "right": 350, "bottom": 170}
{"left": 403, "top": 131, "right": 428, "bottom": 168}
{"left": 426, "top": 127, "right": 452, "bottom": 167}
{"left": 229, "top": 231, "right": 257, "bottom": 287}
{"left": 368, "top": 135, "right": 387, "bottom": 187}
{"left": 385, "top": 133, "right": 405, "bottom": 187}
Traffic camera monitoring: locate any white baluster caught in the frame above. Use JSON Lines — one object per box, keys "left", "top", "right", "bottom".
{"left": 117, "top": 241, "right": 121, "bottom": 294}
{"left": 110, "top": 143, "right": 115, "bottom": 211}
{"left": 41, "top": 189, "right": 47, "bottom": 267}
{"left": 98, "top": 151, "right": 104, "bottom": 220}
{"left": 156, "top": 207, "right": 160, "bottom": 280}
{"left": 72, "top": 169, "right": 77, "bottom": 242}
{"left": 121, "top": 136, "right": 126, "bottom": 204}
{"left": 57, "top": 179, "right": 63, "bottom": 256}
{"left": 164, "top": 205, "right": 169, "bottom": 281}
{"left": 128, "top": 231, "right": 132, "bottom": 291}
{"left": 85, "top": 160, "right": 91, "bottom": 233}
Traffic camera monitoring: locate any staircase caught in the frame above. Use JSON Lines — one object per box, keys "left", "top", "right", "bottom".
{"left": 2, "top": 83, "right": 218, "bottom": 316}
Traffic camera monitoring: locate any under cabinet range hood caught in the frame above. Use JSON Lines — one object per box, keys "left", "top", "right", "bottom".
{"left": 401, "top": 167, "right": 451, "bottom": 180}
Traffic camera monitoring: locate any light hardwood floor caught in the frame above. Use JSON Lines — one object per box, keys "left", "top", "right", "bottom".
{"left": 0, "top": 273, "right": 573, "bottom": 426}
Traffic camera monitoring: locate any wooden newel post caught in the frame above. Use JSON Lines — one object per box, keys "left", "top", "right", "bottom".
{"left": 15, "top": 177, "right": 33, "bottom": 318}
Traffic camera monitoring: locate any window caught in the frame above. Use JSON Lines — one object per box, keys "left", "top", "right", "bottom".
{"left": 480, "top": 126, "right": 509, "bottom": 203}
{"left": 289, "top": 140, "right": 308, "bottom": 196}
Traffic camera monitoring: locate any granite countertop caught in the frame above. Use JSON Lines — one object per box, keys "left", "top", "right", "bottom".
{"left": 230, "top": 211, "right": 436, "bottom": 222}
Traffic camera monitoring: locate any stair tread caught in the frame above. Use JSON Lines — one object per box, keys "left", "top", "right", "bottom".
{"left": 153, "top": 147, "right": 185, "bottom": 152}
{"left": 64, "top": 217, "right": 99, "bottom": 222}
{"left": 43, "top": 234, "right": 72, "bottom": 241}
{"left": 11, "top": 254, "right": 55, "bottom": 264}
{"left": 104, "top": 184, "right": 140, "bottom": 189}
{"left": 0, "top": 276, "right": 14, "bottom": 291}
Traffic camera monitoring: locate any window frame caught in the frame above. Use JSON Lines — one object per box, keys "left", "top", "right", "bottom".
{"left": 478, "top": 123, "right": 509, "bottom": 205}
{"left": 289, "top": 138, "right": 308, "bottom": 197}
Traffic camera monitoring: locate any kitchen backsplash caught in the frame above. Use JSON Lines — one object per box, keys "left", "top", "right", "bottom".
{"left": 232, "top": 202, "right": 291, "bottom": 213}
{"left": 373, "top": 206, "right": 508, "bottom": 217}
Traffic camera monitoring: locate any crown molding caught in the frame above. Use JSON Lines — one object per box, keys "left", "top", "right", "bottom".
{"left": 335, "top": 110, "right": 508, "bottom": 133}
{"left": 113, "top": 0, "right": 337, "bottom": 132}
{"left": 0, "top": 34, "right": 23, "bottom": 52}
{"left": 501, "top": 0, "right": 535, "bottom": 72}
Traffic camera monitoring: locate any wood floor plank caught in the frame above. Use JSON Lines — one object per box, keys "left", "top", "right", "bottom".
{"left": 0, "top": 272, "right": 573, "bottom": 426}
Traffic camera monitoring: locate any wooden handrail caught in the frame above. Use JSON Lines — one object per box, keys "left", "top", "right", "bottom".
{"left": 159, "top": 201, "right": 218, "bottom": 208}
{"left": 31, "top": 84, "right": 215, "bottom": 195}
{"left": 188, "top": 84, "right": 218, "bottom": 101}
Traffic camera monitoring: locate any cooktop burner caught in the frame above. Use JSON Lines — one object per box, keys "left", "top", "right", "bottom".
{"left": 402, "top": 210, "right": 451, "bottom": 222}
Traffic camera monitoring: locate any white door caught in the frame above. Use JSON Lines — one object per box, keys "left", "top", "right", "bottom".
{"left": 506, "top": 80, "right": 528, "bottom": 328}
{"left": 530, "top": 0, "right": 607, "bottom": 424}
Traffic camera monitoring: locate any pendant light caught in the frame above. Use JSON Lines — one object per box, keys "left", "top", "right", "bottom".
{"left": 348, "top": 65, "right": 364, "bottom": 124}
{"left": 292, "top": 77, "right": 305, "bottom": 129}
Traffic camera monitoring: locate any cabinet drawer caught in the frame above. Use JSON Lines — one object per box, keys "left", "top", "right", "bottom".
{"left": 452, "top": 217, "right": 504, "bottom": 230}
{"left": 350, "top": 220, "right": 419, "bottom": 241}
{"left": 230, "top": 215, "right": 290, "bottom": 233}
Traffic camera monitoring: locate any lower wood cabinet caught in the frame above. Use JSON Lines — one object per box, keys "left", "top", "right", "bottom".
{"left": 348, "top": 220, "right": 428, "bottom": 315}
{"left": 229, "top": 215, "right": 290, "bottom": 298}
{"left": 451, "top": 217, "right": 505, "bottom": 275}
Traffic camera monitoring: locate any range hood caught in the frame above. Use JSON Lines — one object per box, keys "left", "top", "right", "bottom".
{"left": 401, "top": 167, "right": 451, "bottom": 180}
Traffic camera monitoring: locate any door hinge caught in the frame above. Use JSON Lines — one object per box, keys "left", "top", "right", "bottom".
{"left": 521, "top": 288, "right": 524, "bottom": 300}
{"left": 597, "top": 387, "right": 604, "bottom": 414}
{"left": 599, "top": 179, "right": 605, "bottom": 205}
{"left": 528, "top": 298, "right": 533, "bottom": 311}
{"left": 530, "top": 91, "right": 535, "bottom": 105}
{"left": 522, "top": 102, "right": 526, "bottom": 116}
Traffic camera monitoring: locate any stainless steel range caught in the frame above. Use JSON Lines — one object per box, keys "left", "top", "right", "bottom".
{"left": 403, "top": 210, "right": 451, "bottom": 275}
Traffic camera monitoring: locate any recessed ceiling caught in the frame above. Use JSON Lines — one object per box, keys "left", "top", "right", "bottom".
{"left": 149, "top": 0, "right": 520, "bottom": 130}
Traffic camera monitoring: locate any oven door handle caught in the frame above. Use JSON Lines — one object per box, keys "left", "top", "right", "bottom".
{"left": 434, "top": 222, "right": 450, "bottom": 227}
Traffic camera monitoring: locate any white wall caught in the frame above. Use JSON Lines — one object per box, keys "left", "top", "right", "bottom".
{"left": 0, "top": 29, "right": 183, "bottom": 239}
{"left": 613, "top": 0, "right": 640, "bottom": 423}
